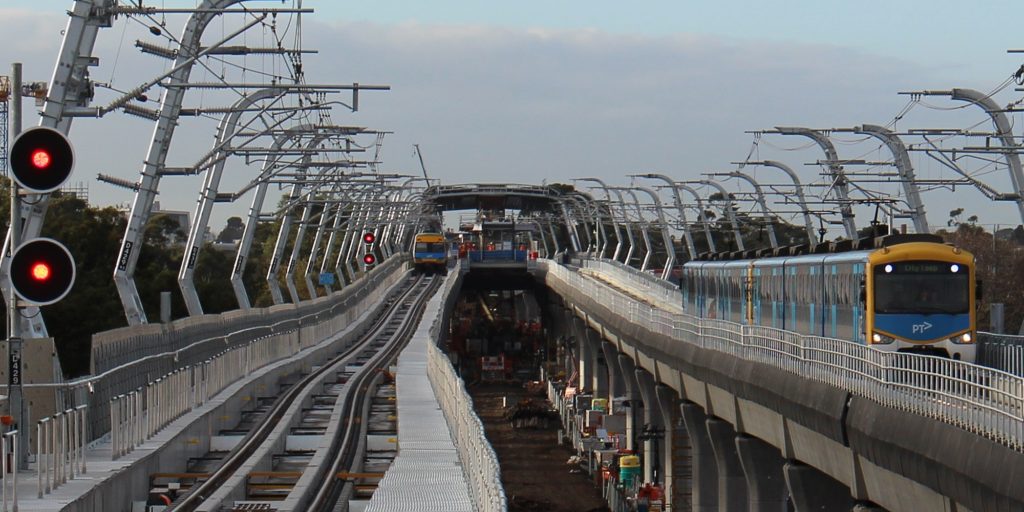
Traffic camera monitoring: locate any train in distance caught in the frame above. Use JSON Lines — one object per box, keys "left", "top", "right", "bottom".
{"left": 412, "top": 232, "right": 449, "bottom": 274}
{"left": 681, "top": 233, "right": 979, "bottom": 362}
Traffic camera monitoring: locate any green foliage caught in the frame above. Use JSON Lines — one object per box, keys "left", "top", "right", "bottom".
{"left": 216, "top": 216, "right": 244, "bottom": 243}
{"left": 938, "top": 224, "right": 1024, "bottom": 332}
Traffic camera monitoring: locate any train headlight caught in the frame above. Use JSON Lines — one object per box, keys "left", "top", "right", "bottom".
{"left": 952, "top": 332, "right": 974, "bottom": 344}
{"left": 871, "top": 332, "right": 895, "bottom": 344}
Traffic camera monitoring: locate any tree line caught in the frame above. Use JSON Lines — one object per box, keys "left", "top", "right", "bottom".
{"left": 0, "top": 182, "right": 326, "bottom": 378}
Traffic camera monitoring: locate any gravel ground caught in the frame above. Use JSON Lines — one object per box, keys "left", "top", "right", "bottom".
{"left": 468, "top": 381, "right": 610, "bottom": 512}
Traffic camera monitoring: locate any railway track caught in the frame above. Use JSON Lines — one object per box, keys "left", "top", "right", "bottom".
{"left": 148, "top": 273, "right": 438, "bottom": 512}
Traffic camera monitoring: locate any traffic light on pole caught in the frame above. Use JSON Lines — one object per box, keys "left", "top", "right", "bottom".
{"left": 9, "top": 126, "right": 75, "bottom": 193}
{"left": 9, "top": 238, "right": 75, "bottom": 305}
{"left": 362, "top": 232, "right": 376, "bottom": 267}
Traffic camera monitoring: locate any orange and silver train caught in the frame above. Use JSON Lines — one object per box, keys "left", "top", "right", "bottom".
{"left": 412, "top": 232, "right": 448, "bottom": 273}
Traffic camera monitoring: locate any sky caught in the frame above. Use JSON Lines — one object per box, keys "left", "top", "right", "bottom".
{"left": 2, "top": 1, "right": 1024, "bottom": 237}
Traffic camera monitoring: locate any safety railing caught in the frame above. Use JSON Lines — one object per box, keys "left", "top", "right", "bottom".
{"left": 579, "top": 258, "right": 681, "bottom": 312}
{"left": 543, "top": 259, "right": 1024, "bottom": 452}
{"left": 0, "top": 430, "right": 17, "bottom": 512}
{"left": 425, "top": 261, "right": 507, "bottom": 512}
{"left": 978, "top": 332, "right": 1024, "bottom": 376}
{"left": 107, "top": 340, "right": 268, "bottom": 460}
{"left": 36, "top": 406, "right": 86, "bottom": 498}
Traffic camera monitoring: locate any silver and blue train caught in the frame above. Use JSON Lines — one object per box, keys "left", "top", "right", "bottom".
{"left": 681, "top": 234, "right": 978, "bottom": 361}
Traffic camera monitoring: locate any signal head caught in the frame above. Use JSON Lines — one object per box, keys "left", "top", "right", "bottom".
{"left": 10, "top": 127, "right": 74, "bottom": 193}
{"left": 363, "top": 253, "right": 376, "bottom": 265}
{"left": 363, "top": 232, "right": 376, "bottom": 244}
{"left": 10, "top": 238, "right": 76, "bottom": 305}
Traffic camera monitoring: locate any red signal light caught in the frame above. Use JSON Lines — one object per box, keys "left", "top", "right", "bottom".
{"left": 363, "top": 232, "right": 375, "bottom": 244}
{"left": 31, "top": 149, "right": 52, "bottom": 170}
{"left": 10, "top": 238, "right": 75, "bottom": 305}
{"left": 10, "top": 127, "right": 74, "bottom": 193}
{"left": 363, "top": 254, "right": 376, "bottom": 265}
{"left": 31, "top": 262, "right": 51, "bottom": 281}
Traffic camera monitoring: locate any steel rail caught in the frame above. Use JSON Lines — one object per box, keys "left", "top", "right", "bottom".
{"left": 169, "top": 273, "right": 436, "bottom": 511}
{"left": 304, "top": 276, "right": 440, "bottom": 511}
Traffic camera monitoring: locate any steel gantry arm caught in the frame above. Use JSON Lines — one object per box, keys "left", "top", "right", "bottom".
{"left": 774, "top": 126, "right": 859, "bottom": 240}
{"left": 721, "top": 171, "right": 779, "bottom": 249}
{"left": 230, "top": 124, "right": 317, "bottom": 308}
{"left": 633, "top": 173, "right": 698, "bottom": 261}
{"left": 178, "top": 88, "right": 286, "bottom": 316}
{"left": 633, "top": 186, "right": 677, "bottom": 280}
{"left": 853, "top": 125, "right": 930, "bottom": 233}
{"left": 114, "top": 0, "right": 247, "bottom": 325}
{"left": 919, "top": 88, "right": 1024, "bottom": 225}
{"left": 557, "top": 199, "right": 583, "bottom": 253}
{"left": 566, "top": 194, "right": 599, "bottom": 256}
{"left": 745, "top": 161, "right": 817, "bottom": 244}
{"left": 267, "top": 167, "right": 308, "bottom": 305}
{"left": 608, "top": 188, "right": 638, "bottom": 265}
{"left": 611, "top": 187, "right": 654, "bottom": 271}
{"left": 575, "top": 177, "right": 624, "bottom": 261}
{"left": 696, "top": 179, "right": 745, "bottom": 252}
{"left": 675, "top": 183, "right": 717, "bottom": 254}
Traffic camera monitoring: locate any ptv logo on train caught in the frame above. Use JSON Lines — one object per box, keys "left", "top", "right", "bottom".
{"left": 874, "top": 314, "right": 967, "bottom": 342}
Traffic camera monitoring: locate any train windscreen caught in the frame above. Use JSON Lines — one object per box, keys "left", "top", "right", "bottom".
{"left": 415, "top": 242, "right": 446, "bottom": 253}
{"left": 873, "top": 261, "right": 969, "bottom": 314}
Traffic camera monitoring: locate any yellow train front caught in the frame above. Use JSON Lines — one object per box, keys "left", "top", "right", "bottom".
{"left": 412, "top": 232, "right": 449, "bottom": 274}
{"left": 682, "top": 234, "right": 977, "bottom": 362}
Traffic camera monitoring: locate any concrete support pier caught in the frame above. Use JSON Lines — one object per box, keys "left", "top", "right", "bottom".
{"left": 635, "top": 369, "right": 664, "bottom": 485}
{"left": 680, "top": 402, "right": 717, "bottom": 512}
{"left": 784, "top": 461, "right": 852, "bottom": 512}
{"left": 656, "top": 384, "right": 689, "bottom": 512}
{"left": 706, "top": 418, "right": 748, "bottom": 512}
{"left": 736, "top": 434, "right": 788, "bottom": 512}
{"left": 618, "top": 354, "right": 641, "bottom": 452}
{"left": 601, "top": 341, "right": 623, "bottom": 411}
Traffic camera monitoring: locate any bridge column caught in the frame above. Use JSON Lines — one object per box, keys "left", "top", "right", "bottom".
{"left": 680, "top": 402, "right": 717, "bottom": 512}
{"left": 585, "top": 328, "right": 608, "bottom": 397}
{"left": 635, "top": 369, "right": 664, "bottom": 485}
{"left": 601, "top": 341, "right": 623, "bottom": 411}
{"left": 656, "top": 384, "right": 690, "bottom": 512}
{"left": 783, "top": 461, "right": 851, "bottom": 512}
{"left": 572, "top": 317, "right": 593, "bottom": 393}
{"left": 735, "top": 435, "right": 787, "bottom": 512}
{"left": 706, "top": 418, "right": 747, "bottom": 512}
{"left": 617, "top": 355, "right": 641, "bottom": 452}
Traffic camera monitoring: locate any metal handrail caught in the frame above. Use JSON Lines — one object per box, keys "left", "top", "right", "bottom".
{"left": 425, "top": 261, "right": 507, "bottom": 512}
